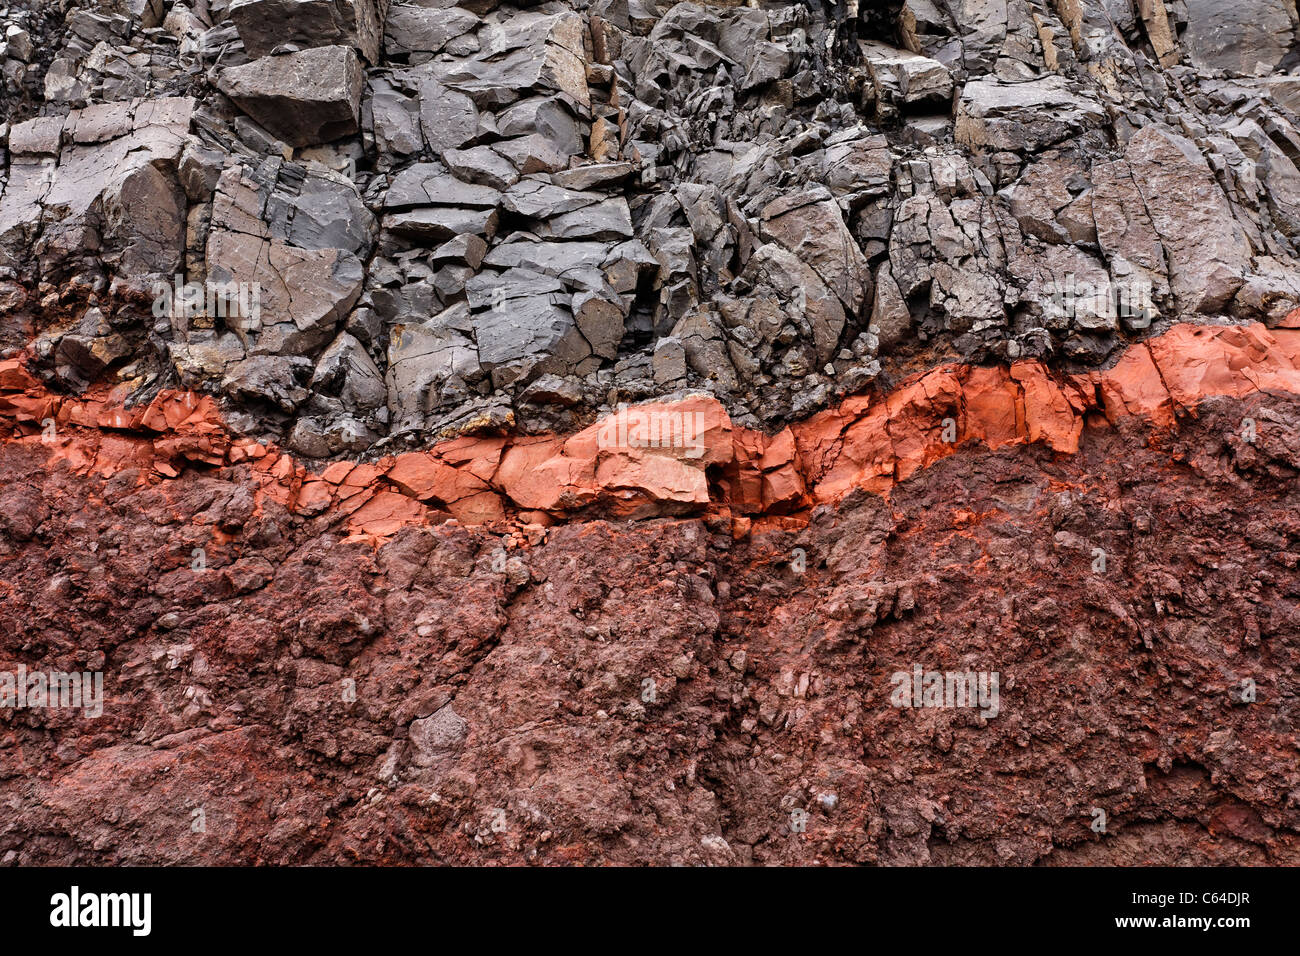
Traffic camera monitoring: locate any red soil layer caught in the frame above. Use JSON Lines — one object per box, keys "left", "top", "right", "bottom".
{"left": 1, "top": 363, "right": 1297, "bottom": 864}
{"left": 3, "top": 321, "right": 1300, "bottom": 539}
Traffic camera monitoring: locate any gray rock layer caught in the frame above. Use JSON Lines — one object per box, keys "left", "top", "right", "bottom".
{"left": 1, "top": 0, "right": 1299, "bottom": 455}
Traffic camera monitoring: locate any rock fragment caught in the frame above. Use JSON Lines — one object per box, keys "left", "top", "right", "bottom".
{"left": 218, "top": 47, "right": 364, "bottom": 147}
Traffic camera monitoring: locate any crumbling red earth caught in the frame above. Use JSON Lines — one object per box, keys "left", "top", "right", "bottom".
{"left": 1, "top": 318, "right": 1298, "bottom": 864}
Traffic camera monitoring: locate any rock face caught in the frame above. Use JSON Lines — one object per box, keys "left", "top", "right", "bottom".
{"left": 955, "top": 75, "right": 1105, "bottom": 152}
{"left": 218, "top": 46, "right": 365, "bottom": 147}
{"left": 0, "top": 97, "right": 193, "bottom": 278}
{"left": 1123, "top": 126, "right": 1254, "bottom": 314}
{"left": 1181, "top": 0, "right": 1296, "bottom": 74}
{"left": 2, "top": 323, "right": 1300, "bottom": 864}
{"left": 1, "top": 0, "right": 1300, "bottom": 867}
{"left": 2, "top": 0, "right": 1297, "bottom": 453}
{"left": 229, "top": 0, "right": 390, "bottom": 64}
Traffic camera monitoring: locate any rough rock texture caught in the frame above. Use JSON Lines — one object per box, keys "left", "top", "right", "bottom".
{"left": 1, "top": 0, "right": 1300, "bottom": 865}
{"left": 217, "top": 46, "right": 366, "bottom": 147}
{"left": 3, "top": 320, "right": 1296, "bottom": 530}
{"left": 2, "top": 0, "right": 1300, "bottom": 452}
{"left": 229, "top": 0, "right": 391, "bottom": 65}
{"left": 3, "top": 330, "right": 1300, "bottom": 863}
{"left": 2, "top": 320, "right": 1300, "bottom": 864}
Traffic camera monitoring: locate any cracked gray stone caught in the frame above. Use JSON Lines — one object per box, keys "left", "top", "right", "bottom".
{"left": 218, "top": 46, "right": 364, "bottom": 147}
{"left": 229, "top": 0, "right": 390, "bottom": 64}
{"left": 4, "top": 0, "right": 1300, "bottom": 458}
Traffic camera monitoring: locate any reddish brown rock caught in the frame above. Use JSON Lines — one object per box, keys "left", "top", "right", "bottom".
{"left": 4, "top": 323, "right": 1298, "bottom": 538}
{"left": 2, "top": 378, "right": 1298, "bottom": 864}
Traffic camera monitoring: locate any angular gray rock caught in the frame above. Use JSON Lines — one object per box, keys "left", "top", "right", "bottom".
{"left": 540, "top": 198, "right": 635, "bottom": 240}
{"left": 384, "top": 164, "right": 502, "bottom": 209}
{"left": 496, "top": 96, "right": 583, "bottom": 157}
{"left": 382, "top": 206, "right": 499, "bottom": 242}
{"left": 444, "top": 145, "right": 522, "bottom": 190}
{"left": 313, "top": 331, "right": 387, "bottom": 412}
{"left": 206, "top": 165, "right": 366, "bottom": 357}
{"left": 1181, "top": 0, "right": 1295, "bottom": 75}
{"left": 218, "top": 47, "right": 364, "bottom": 147}
{"left": 440, "top": 10, "right": 589, "bottom": 111}
{"left": 759, "top": 189, "right": 871, "bottom": 317}
{"left": 473, "top": 294, "right": 592, "bottom": 388}
{"left": 418, "top": 76, "right": 480, "bottom": 155}
{"left": 385, "top": 303, "right": 482, "bottom": 429}
{"left": 6, "top": 0, "right": 1300, "bottom": 458}
{"left": 229, "top": 0, "right": 391, "bottom": 64}
{"left": 955, "top": 75, "right": 1105, "bottom": 153}
{"left": 0, "top": 97, "right": 194, "bottom": 278}
{"left": 384, "top": 3, "right": 478, "bottom": 61}
{"left": 861, "top": 41, "right": 954, "bottom": 118}
{"left": 1125, "top": 125, "right": 1254, "bottom": 314}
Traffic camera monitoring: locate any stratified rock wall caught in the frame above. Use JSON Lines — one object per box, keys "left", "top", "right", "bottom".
{"left": 1, "top": 1, "right": 1298, "bottom": 865}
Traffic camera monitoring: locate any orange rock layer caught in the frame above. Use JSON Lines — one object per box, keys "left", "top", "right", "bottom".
{"left": 3, "top": 320, "right": 1300, "bottom": 539}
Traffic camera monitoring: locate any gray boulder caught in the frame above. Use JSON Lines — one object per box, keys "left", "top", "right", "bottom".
{"left": 382, "top": 206, "right": 499, "bottom": 242}
{"left": 206, "top": 164, "right": 366, "bottom": 356}
{"left": 1125, "top": 125, "right": 1254, "bottom": 314}
{"left": 759, "top": 189, "right": 871, "bottom": 318}
{"left": 861, "top": 41, "right": 954, "bottom": 118}
{"left": 1181, "top": 0, "right": 1295, "bottom": 75}
{"left": 0, "top": 96, "right": 194, "bottom": 279}
{"left": 385, "top": 304, "right": 482, "bottom": 428}
{"left": 384, "top": 3, "right": 478, "bottom": 60}
{"left": 443, "top": 145, "right": 522, "bottom": 191}
{"left": 418, "top": 76, "right": 480, "bottom": 155}
{"left": 218, "top": 46, "right": 364, "bottom": 147}
{"left": 228, "top": 0, "right": 391, "bottom": 64}
{"left": 312, "top": 331, "right": 387, "bottom": 412}
{"left": 473, "top": 294, "right": 592, "bottom": 388}
{"left": 539, "top": 198, "right": 635, "bottom": 241}
{"left": 955, "top": 75, "right": 1105, "bottom": 153}
{"left": 384, "top": 163, "right": 502, "bottom": 209}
